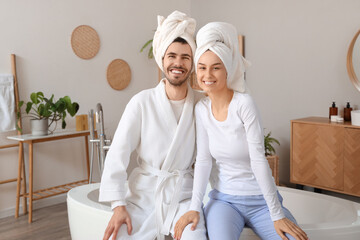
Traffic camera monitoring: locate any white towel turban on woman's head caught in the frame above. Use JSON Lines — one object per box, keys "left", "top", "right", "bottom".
{"left": 152, "top": 11, "right": 196, "bottom": 72}
{"left": 194, "top": 22, "right": 251, "bottom": 93}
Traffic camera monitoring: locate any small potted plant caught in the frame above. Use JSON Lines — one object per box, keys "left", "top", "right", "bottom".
{"left": 17, "top": 92, "right": 79, "bottom": 135}
{"left": 264, "top": 131, "right": 280, "bottom": 185}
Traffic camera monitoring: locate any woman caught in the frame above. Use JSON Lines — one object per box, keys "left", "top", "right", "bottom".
{"left": 173, "top": 22, "right": 308, "bottom": 240}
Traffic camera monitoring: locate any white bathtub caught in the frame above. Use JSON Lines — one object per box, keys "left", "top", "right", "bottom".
{"left": 67, "top": 183, "right": 360, "bottom": 240}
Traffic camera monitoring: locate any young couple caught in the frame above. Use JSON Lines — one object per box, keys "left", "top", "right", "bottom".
{"left": 99, "top": 10, "right": 308, "bottom": 240}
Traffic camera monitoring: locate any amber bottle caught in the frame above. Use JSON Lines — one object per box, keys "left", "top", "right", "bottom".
{"left": 344, "top": 102, "right": 352, "bottom": 121}
{"left": 329, "top": 102, "right": 338, "bottom": 119}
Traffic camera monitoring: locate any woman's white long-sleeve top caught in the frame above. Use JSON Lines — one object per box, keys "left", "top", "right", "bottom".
{"left": 189, "top": 92, "right": 285, "bottom": 221}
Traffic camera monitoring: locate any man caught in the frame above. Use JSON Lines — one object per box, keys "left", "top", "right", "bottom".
{"left": 99, "top": 11, "right": 207, "bottom": 240}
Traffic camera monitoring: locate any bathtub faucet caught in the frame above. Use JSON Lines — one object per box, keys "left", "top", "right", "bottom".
{"left": 88, "top": 103, "right": 111, "bottom": 183}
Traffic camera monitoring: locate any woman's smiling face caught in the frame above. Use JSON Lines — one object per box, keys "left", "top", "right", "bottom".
{"left": 197, "top": 50, "right": 228, "bottom": 93}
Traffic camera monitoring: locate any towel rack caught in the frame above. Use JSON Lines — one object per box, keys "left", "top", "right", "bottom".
{"left": 0, "top": 54, "right": 27, "bottom": 217}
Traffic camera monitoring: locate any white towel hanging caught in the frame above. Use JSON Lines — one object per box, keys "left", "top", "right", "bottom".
{"left": 0, "top": 74, "right": 16, "bottom": 132}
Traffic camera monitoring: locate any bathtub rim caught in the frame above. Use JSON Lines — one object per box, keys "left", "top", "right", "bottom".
{"left": 67, "top": 183, "right": 360, "bottom": 231}
{"left": 67, "top": 183, "right": 111, "bottom": 214}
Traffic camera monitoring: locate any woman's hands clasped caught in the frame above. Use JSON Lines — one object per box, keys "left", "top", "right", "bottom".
{"left": 174, "top": 210, "right": 200, "bottom": 240}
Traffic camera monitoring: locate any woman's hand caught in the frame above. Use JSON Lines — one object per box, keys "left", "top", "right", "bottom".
{"left": 103, "top": 206, "right": 132, "bottom": 240}
{"left": 274, "top": 218, "right": 308, "bottom": 240}
{"left": 174, "top": 210, "right": 200, "bottom": 240}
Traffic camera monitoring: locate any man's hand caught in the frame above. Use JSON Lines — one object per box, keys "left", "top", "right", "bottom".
{"left": 103, "top": 206, "right": 132, "bottom": 240}
{"left": 274, "top": 218, "right": 308, "bottom": 240}
{"left": 174, "top": 210, "right": 200, "bottom": 240}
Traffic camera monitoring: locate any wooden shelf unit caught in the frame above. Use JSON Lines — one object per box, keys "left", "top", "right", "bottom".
{"left": 21, "top": 180, "right": 88, "bottom": 201}
{"left": 291, "top": 117, "right": 360, "bottom": 197}
{"left": 7, "top": 130, "right": 90, "bottom": 223}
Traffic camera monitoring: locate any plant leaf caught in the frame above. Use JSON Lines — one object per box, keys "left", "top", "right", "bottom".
{"left": 30, "top": 92, "right": 37, "bottom": 104}
{"left": 15, "top": 122, "right": 23, "bottom": 133}
{"left": 62, "top": 96, "right": 71, "bottom": 107}
{"left": 49, "top": 94, "right": 54, "bottom": 103}
{"left": 264, "top": 131, "right": 280, "bottom": 156}
{"left": 140, "top": 39, "right": 153, "bottom": 53}
{"left": 30, "top": 92, "right": 44, "bottom": 104}
{"left": 26, "top": 102, "right": 33, "bottom": 114}
{"left": 148, "top": 46, "right": 154, "bottom": 59}
{"left": 38, "top": 104, "right": 46, "bottom": 118}
{"left": 67, "top": 102, "right": 79, "bottom": 116}
{"left": 37, "top": 92, "right": 44, "bottom": 101}
{"left": 61, "top": 112, "right": 67, "bottom": 129}
{"left": 55, "top": 99, "right": 66, "bottom": 112}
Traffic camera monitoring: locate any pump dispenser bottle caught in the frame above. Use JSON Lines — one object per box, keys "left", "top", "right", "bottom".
{"left": 344, "top": 102, "right": 352, "bottom": 121}
{"left": 329, "top": 102, "right": 338, "bottom": 119}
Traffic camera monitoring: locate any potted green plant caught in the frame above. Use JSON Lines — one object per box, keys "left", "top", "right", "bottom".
{"left": 264, "top": 131, "right": 280, "bottom": 185}
{"left": 264, "top": 131, "right": 280, "bottom": 157}
{"left": 17, "top": 91, "right": 79, "bottom": 135}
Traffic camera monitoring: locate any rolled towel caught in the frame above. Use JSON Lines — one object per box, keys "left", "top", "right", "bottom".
{"left": 152, "top": 10, "right": 196, "bottom": 72}
{"left": 0, "top": 74, "right": 16, "bottom": 132}
{"left": 195, "top": 22, "right": 251, "bottom": 93}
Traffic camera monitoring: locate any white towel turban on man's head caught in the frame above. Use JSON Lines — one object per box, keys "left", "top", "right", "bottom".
{"left": 152, "top": 10, "right": 196, "bottom": 72}
{"left": 194, "top": 22, "right": 251, "bottom": 93}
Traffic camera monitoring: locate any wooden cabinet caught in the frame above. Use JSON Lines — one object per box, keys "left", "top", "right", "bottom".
{"left": 291, "top": 117, "right": 360, "bottom": 197}
{"left": 344, "top": 128, "right": 360, "bottom": 195}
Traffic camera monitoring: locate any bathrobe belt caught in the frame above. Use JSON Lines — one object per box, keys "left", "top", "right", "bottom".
{"left": 139, "top": 161, "right": 193, "bottom": 240}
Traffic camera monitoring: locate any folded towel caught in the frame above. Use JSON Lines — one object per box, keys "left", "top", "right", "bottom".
{"left": 152, "top": 10, "right": 196, "bottom": 72}
{"left": 0, "top": 74, "right": 16, "bottom": 132}
{"left": 195, "top": 22, "right": 251, "bottom": 93}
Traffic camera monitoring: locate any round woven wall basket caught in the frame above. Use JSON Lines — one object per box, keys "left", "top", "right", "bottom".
{"left": 107, "top": 59, "right": 131, "bottom": 90}
{"left": 71, "top": 25, "right": 100, "bottom": 59}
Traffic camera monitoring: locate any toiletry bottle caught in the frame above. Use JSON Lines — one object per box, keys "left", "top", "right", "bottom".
{"left": 344, "top": 102, "right": 352, "bottom": 121}
{"left": 329, "top": 102, "right": 338, "bottom": 119}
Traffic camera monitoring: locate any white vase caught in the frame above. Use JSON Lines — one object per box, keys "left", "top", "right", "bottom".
{"left": 31, "top": 118, "right": 49, "bottom": 136}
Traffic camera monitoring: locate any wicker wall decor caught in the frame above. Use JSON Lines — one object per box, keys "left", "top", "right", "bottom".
{"left": 107, "top": 59, "right": 131, "bottom": 90}
{"left": 71, "top": 25, "right": 100, "bottom": 59}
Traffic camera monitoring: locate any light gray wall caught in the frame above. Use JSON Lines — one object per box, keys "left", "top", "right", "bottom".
{"left": 192, "top": 0, "right": 360, "bottom": 185}
{"left": 0, "top": 0, "right": 191, "bottom": 216}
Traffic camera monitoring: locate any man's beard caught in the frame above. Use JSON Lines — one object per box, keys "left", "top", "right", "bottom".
{"left": 166, "top": 75, "right": 189, "bottom": 87}
{"left": 164, "top": 67, "right": 192, "bottom": 87}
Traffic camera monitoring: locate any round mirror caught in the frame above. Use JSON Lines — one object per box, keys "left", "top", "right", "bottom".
{"left": 347, "top": 30, "right": 360, "bottom": 92}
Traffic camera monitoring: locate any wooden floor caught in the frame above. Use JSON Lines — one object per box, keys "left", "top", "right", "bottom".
{"left": 0, "top": 203, "right": 70, "bottom": 240}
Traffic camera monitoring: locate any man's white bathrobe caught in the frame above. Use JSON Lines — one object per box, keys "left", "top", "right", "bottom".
{"left": 99, "top": 80, "right": 206, "bottom": 240}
